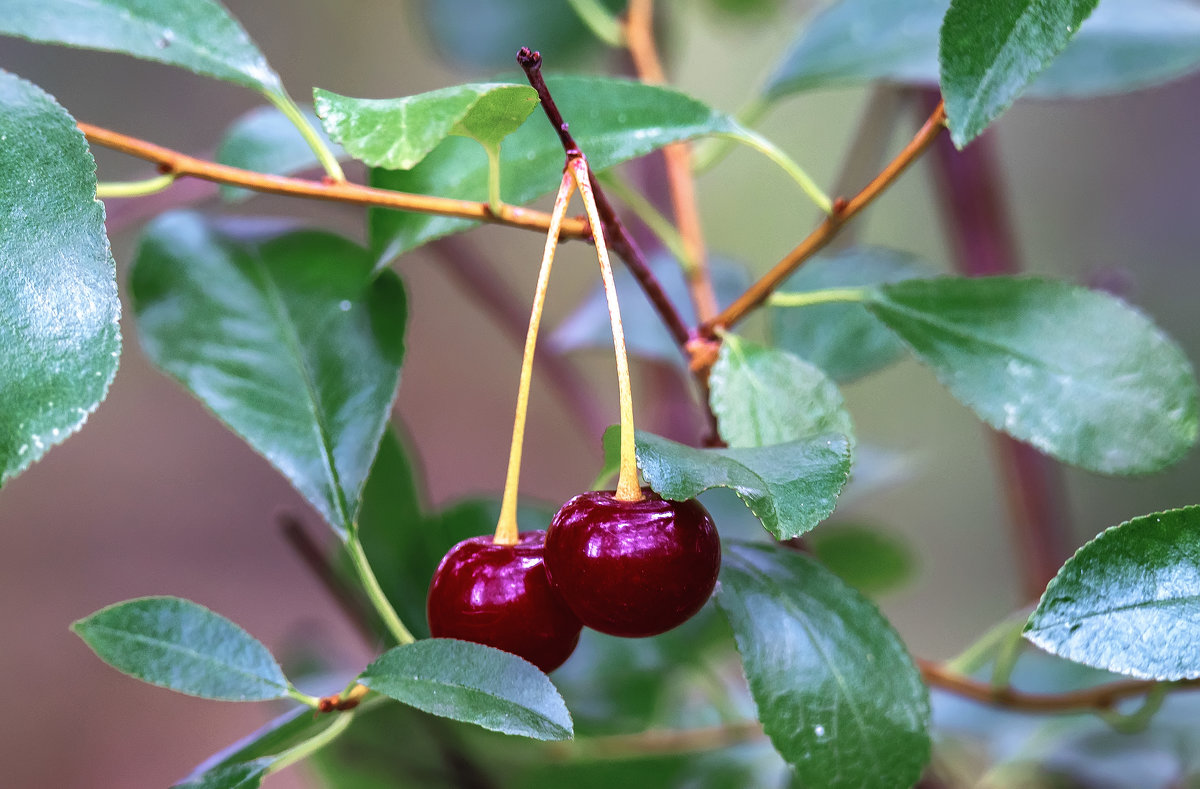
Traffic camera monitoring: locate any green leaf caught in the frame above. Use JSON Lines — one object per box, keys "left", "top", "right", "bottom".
{"left": 624, "top": 428, "right": 852, "bottom": 540}
{"left": 770, "top": 246, "right": 936, "bottom": 382}
{"left": 709, "top": 334, "right": 853, "bottom": 448}
{"left": 173, "top": 759, "right": 271, "bottom": 789}
{"left": 314, "top": 84, "right": 539, "bottom": 170}
{"left": 131, "top": 213, "right": 406, "bottom": 536}
{"left": 763, "top": 0, "right": 1200, "bottom": 102}
{"left": 416, "top": 0, "right": 614, "bottom": 70}
{"left": 0, "top": 0, "right": 283, "bottom": 96}
{"left": 71, "top": 596, "right": 289, "bottom": 700}
{"left": 940, "top": 0, "right": 1100, "bottom": 146}
{"left": 864, "top": 277, "right": 1198, "bottom": 475}
{"left": 1028, "top": 0, "right": 1200, "bottom": 98}
{"left": 553, "top": 254, "right": 750, "bottom": 367}
{"left": 369, "top": 76, "right": 740, "bottom": 262}
{"left": 716, "top": 542, "right": 930, "bottom": 787}
{"left": 216, "top": 105, "right": 344, "bottom": 201}
{"left": 763, "top": 0, "right": 948, "bottom": 99}
{"left": 0, "top": 71, "right": 120, "bottom": 485}
{"left": 181, "top": 706, "right": 341, "bottom": 782}
{"left": 808, "top": 523, "right": 915, "bottom": 595}
{"left": 1025, "top": 505, "right": 1200, "bottom": 681}
{"left": 358, "top": 639, "right": 573, "bottom": 740}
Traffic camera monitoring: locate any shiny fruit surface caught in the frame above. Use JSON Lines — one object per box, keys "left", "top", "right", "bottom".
{"left": 544, "top": 488, "right": 720, "bottom": 638}
{"left": 427, "top": 531, "right": 582, "bottom": 672}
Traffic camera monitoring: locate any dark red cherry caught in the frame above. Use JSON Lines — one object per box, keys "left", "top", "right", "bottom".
{"left": 427, "top": 531, "right": 582, "bottom": 673}
{"left": 544, "top": 488, "right": 720, "bottom": 638}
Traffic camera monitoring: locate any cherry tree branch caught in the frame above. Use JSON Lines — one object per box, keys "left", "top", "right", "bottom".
{"left": 700, "top": 100, "right": 947, "bottom": 348}
{"left": 624, "top": 0, "right": 717, "bottom": 322}
{"left": 78, "top": 121, "right": 589, "bottom": 239}
{"left": 516, "top": 47, "right": 692, "bottom": 352}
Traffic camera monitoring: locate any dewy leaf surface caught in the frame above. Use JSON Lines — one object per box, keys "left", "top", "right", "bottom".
{"left": 763, "top": 0, "right": 1200, "bottom": 101}
{"left": 1026, "top": 505, "right": 1200, "bottom": 681}
{"left": 0, "top": 70, "right": 120, "bottom": 485}
{"left": 359, "top": 639, "right": 573, "bottom": 740}
{"left": 216, "top": 105, "right": 345, "bottom": 201}
{"left": 369, "top": 76, "right": 740, "bottom": 262}
{"left": 626, "top": 428, "right": 851, "bottom": 540}
{"left": 0, "top": 0, "right": 283, "bottom": 95}
{"left": 940, "top": 0, "right": 1100, "bottom": 146}
{"left": 132, "top": 213, "right": 407, "bottom": 536}
{"left": 770, "top": 246, "right": 935, "bottom": 382}
{"left": 716, "top": 542, "right": 930, "bottom": 788}
{"left": 314, "top": 84, "right": 539, "bottom": 170}
{"left": 71, "top": 596, "right": 289, "bottom": 701}
{"left": 709, "top": 334, "right": 853, "bottom": 448}
{"left": 865, "top": 277, "right": 1198, "bottom": 475}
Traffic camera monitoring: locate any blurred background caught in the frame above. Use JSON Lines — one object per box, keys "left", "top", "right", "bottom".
{"left": 2, "top": 0, "right": 1199, "bottom": 786}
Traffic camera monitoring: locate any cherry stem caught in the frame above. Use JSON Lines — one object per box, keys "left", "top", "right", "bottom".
{"left": 570, "top": 157, "right": 644, "bottom": 502}
{"left": 494, "top": 169, "right": 579, "bottom": 545}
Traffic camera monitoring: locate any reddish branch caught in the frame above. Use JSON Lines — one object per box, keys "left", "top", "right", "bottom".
{"left": 516, "top": 47, "right": 693, "bottom": 352}
{"left": 920, "top": 90, "right": 1071, "bottom": 600}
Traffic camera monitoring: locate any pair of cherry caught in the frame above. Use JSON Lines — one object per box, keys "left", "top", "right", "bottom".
{"left": 427, "top": 488, "right": 720, "bottom": 672}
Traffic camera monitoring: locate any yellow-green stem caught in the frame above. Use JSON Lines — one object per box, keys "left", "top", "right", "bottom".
{"left": 287, "top": 686, "right": 322, "bottom": 708}
{"left": 494, "top": 169, "right": 578, "bottom": 545}
{"left": 485, "top": 143, "right": 504, "bottom": 216}
{"left": 767, "top": 287, "right": 868, "bottom": 308}
{"left": 570, "top": 158, "right": 643, "bottom": 503}
{"left": 266, "top": 90, "right": 346, "bottom": 183}
{"left": 693, "top": 97, "right": 771, "bottom": 174}
{"left": 718, "top": 127, "right": 833, "bottom": 214}
{"left": 95, "top": 173, "right": 176, "bottom": 198}
{"left": 345, "top": 535, "right": 414, "bottom": 644}
{"left": 567, "top": 0, "right": 625, "bottom": 45}
{"left": 267, "top": 708, "right": 356, "bottom": 775}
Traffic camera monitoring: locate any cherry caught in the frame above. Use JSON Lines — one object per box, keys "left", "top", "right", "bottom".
{"left": 426, "top": 531, "right": 582, "bottom": 673}
{"left": 544, "top": 488, "right": 720, "bottom": 638}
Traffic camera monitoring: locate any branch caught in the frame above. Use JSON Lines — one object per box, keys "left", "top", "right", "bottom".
{"left": 547, "top": 720, "right": 765, "bottom": 761}
{"left": 918, "top": 659, "right": 1200, "bottom": 713}
{"left": 516, "top": 47, "right": 692, "bottom": 353}
{"left": 701, "top": 100, "right": 947, "bottom": 345}
{"left": 624, "top": 0, "right": 717, "bottom": 322}
{"left": 78, "top": 122, "right": 589, "bottom": 239}
{"left": 919, "top": 89, "right": 1070, "bottom": 600}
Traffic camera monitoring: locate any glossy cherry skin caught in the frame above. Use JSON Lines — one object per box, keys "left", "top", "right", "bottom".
{"left": 544, "top": 489, "right": 720, "bottom": 638}
{"left": 426, "top": 531, "right": 582, "bottom": 673}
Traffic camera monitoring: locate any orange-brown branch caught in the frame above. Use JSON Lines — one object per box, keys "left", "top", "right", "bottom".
{"left": 701, "top": 101, "right": 948, "bottom": 346}
{"left": 918, "top": 659, "right": 1198, "bottom": 712}
{"left": 624, "top": 0, "right": 717, "bottom": 322}
{"left": 77, "top": 122, "right": 590, "bottom": 239}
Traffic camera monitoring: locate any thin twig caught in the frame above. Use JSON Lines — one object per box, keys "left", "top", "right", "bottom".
{"left": 540, "top": 659, "right": 1197, "bottom": 763}
{"left": 516, "top": 47, "right": 692, "bottom": 353}
{"left": 918, "top": 659, "right": 1200, "bottom": 713}
{"left": 919, "top": 89, "right": 1070, "bottom": 600}
{"left": 78, "top": 121, "right": 589, "bottom": 239}
{"left": 624, "top": 0, "right": 717, "bottom": 322}
{"left": 546, "top": 720, "right": 765, "bottom": 761}
{"left": 701, "top": 101, "right": 947, "bottom": 345}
